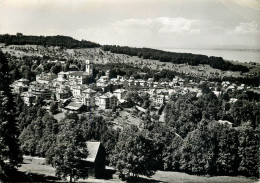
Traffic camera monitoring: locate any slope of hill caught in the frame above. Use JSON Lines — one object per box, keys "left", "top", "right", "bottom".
{"left": 0, "top": 33, "right": 100, "bottom": 48}
{"left": 103, "top": 45, "right": 249, "bottom": 72}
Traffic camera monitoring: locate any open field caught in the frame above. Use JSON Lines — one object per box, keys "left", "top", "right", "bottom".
{"left": 17, "top": 156, "right": 258, "bottom": 183}
{"left": 150, "top": 171, "right": 259, "bottom": 183}
{"left": 2, "top": 45, "right": 260, "bottom": 78}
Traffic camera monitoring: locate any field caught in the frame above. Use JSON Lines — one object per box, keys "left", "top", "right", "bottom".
{"left": 2, "top": 45, "right": 260, "bottom": 78}
{"left": 17, "top": 156, "right": 258, "bottom": 183}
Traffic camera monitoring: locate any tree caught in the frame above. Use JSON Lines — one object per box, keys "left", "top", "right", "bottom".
{"left": 125, "top": 91, "right": 142, "bottom": 105}
{"left": 111, "top": 126, "right": 157, "bottom": 180}
{"left": 0, "top": 51, "right": 23, "bottom": 172}
{"left": 179, "top": 120, "right": 218, "bottom": 175}
{"left": 200, "top": 82, "right": 211, "bottom": 94}
{"left": 50, "top": 118, "right": 88, "bottom": 182}
{"left": 237, "top": 123, "right": 260, "bottom": 177}
{"left": 216, "top": 126, "right": 239, "bottom": 175}
{"left": 50, "top": 101, "right": 58, "bottom": 114}
{"left": 50, "top": 63, "right": 62, "bottom": 74}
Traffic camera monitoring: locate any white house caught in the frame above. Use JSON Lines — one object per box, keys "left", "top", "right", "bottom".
{"left": 113, "top": 89, "right": 127, "bottom": 100}
{"left": 82, "top": 88, "right": 96, "bottom": 107}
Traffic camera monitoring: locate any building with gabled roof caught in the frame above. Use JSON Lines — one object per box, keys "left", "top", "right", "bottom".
{"left": 83, "top": 141, "right": 105, "bottom": 179}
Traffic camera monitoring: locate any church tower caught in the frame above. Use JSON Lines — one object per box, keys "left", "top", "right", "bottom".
{"left": 85, "top": 60, "right": 93, "bottom": 76}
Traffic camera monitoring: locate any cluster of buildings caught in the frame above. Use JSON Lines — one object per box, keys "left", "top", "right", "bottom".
{"left": 11, "top": 59, "right": 212, "bottom": 113}
{"left": 11, "top": 60, "right": 122, "bottom": 112}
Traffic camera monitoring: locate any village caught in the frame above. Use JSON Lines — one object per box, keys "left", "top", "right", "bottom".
{"left": 10, "top": 57, "right": 256, "bottom": 128}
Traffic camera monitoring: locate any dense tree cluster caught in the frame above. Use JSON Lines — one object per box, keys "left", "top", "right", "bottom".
{"left": 19, "top": 105, "right": 59, "bottom": 157}
{"left": 0, "top": 51, "right": 22, "bottom": 174}
{"left": 102, "top": 45, "right": 249, "bottom": 72}
{"left": 0, "top": 33, "right": 100, "bottom": 48}
{"left": 160, "top": 90, "right": 260, "bottom": 177}
{"left": 95, "top": 63, "right": 176, "bottom": 82}
{"left": 109, "top": 87, "right": 260, "bottom": 178}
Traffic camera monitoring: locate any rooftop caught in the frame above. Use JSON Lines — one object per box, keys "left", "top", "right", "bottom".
{"left": 85, "top": 141, "right": 101, "bottom": 162}
{"left": 64, "top": 102, "right": 83, "bottom": 110}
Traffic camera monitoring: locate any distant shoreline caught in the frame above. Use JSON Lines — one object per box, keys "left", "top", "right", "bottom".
{"left": 160, "top": 48, "right": 260, "bottom": 64}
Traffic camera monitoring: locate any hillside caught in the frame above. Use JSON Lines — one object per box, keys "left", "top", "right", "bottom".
{"left": 2, "top": 44, "right": 260, "bottom": 85}
{"left": 0, "top": 33, "right": 100, "bottom": 48}
{"left": 103, "top": 45, "right": 249, "bottom": 72}
{"left": 0, "top": 33, "right": 254, "bottom": 74}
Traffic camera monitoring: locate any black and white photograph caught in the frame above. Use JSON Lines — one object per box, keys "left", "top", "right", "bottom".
{"left": 0, "top": 0, "right": 259, "bottom": 182}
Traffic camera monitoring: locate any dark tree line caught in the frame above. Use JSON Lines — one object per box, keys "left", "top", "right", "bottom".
{"left": 0, "top": 51, "right": 23, "bottom": 178}
{"left": 102, "top": 45, "right": 249, "bottom": 72}
{"left": 0, "top": 33, "right": 100, "bottom": 48}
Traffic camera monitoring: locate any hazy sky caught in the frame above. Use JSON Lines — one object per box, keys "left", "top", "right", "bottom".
{"left": 0, "top": 0, "right": 260, "bottom": 49}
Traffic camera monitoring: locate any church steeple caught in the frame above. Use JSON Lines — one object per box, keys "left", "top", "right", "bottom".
{"left": 85, "top": 60, "right": 93, "bottom": 76}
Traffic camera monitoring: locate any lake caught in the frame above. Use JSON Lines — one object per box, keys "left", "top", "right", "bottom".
{"left": 161, "top": 48, "right": 260, "bottom": 64}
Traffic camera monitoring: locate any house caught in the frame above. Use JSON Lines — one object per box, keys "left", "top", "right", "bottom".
{"left": 99, "top": 92, "right": 117, "bottom": 110}
{"left": 113, "top": 89, "right": 127, "bottom": 100}
{"left": 11, "top": 78, "right": 29, "bottom": 94}
{"left": 83, "top": 142, "right": 106, "bottom": 179}
{"left": 53, "top": 71, "right": 68, "bottom": 86}
{"left": 94, "top": 92, "right": 102, "bottom": 106}
{"left": 139, "top": 80, "right": 148, "bottom": 88}
{"left": 64, "top": 102, "right": 85, "bottom": 113}
{"left": 172, "top": 76, "right": 185, "bottom": 87}
{"left": 56, "top": 85, "right": 71, "bottom": 100}
{"left": 36, "top": 72, "right": 57, "bottom": 84}
{"left": 82, "top": 88, "right": 96, "bottom": 107}
{"left": 123, "top": 79, "right": 135, "bottom": 89}
{"left": 96, "top": 76, "right": 109, "bottom": 87}
{"left": 29, "top": 83, "right": 52, "bottom": 99}
{"left": 156, "top": 95, "right": 165, "bottom": 105}
{"left": 71, "top": 85, "right": 83, "bottom": 98}
{"left": 218, "top": 120, "right": 233, "bottom": 127}
{"left": 21, "top": 92, "right": 36, "bottom": 106}
{"left": 213, "top": 91, "right": 222, "bottom": 97}
{"left": 229, "top": 98, "right": 238, "bottom": 104}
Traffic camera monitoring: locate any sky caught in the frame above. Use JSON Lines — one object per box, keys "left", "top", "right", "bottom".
{"left": 0, "top": 0, "right": 260, "bottom": 49}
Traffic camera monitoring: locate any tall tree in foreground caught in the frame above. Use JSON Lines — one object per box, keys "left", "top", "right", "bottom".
{"left": 237, "top": 123, "right": 260, "bottom": 177}
{"left": 111, "top": 126, "right": 157, "bottom": 180}
{"left": 0, "top": 51, "right": 23, "bottom": 173}
{"left": 49, "top": 118, "right": 88, "bottom": 182}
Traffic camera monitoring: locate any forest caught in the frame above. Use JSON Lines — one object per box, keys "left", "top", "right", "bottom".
{"left": 102, "top": 45, "right": 249, "bottom": 72}
{"left": 0, "top": 33, "right": 100, "bottom": 48}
